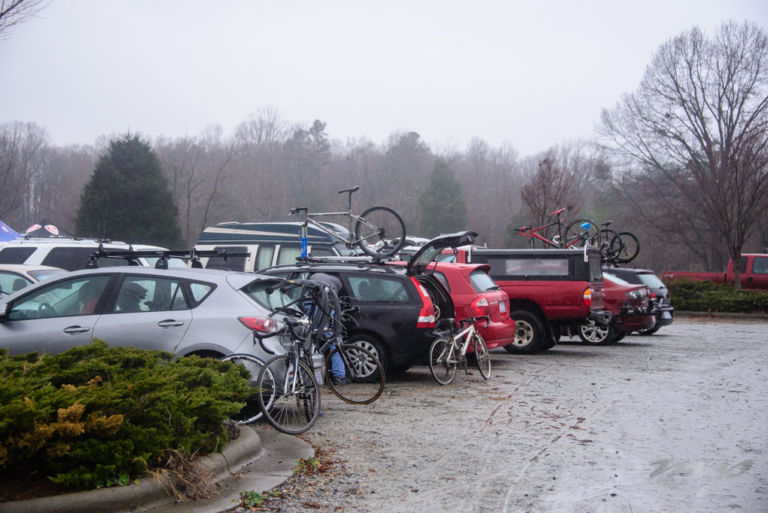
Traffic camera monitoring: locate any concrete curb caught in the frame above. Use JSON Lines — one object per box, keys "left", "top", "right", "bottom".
{"left": 0, "top": 426, "right": 313, "bottom": 513}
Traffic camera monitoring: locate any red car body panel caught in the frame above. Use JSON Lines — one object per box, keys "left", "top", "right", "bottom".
{"left": 602, "top": 275, "right": 655, "bottom": 335}
{"left": 429, "top": 262, "right": 516, "bottom": 350}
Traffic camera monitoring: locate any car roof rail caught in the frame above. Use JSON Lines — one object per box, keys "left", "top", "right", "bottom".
{"left": 295, "top": 255, "right": 394, "bottom": 266}
{"left": 86, "top": 245, "right": 251, "bottom": 269}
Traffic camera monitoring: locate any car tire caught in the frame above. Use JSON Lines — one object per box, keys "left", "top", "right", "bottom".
{"left": 347, "top": 333, "right": 388, "bottom": 378}
{"left": 638, "top": 324, "right": 662, "bottom": 335}
{"left": 504, "top": 310, "right": 546, "bottom": 354}
{"left": 611, "top": 332, "right": 627, "bottom": 344}
{"left": 578, "top": 320, "right": 614, "bottom": 345}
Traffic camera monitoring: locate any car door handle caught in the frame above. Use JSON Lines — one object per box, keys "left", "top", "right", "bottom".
{"left": 157, "top": 319, "right": 185, "bottom": 328}
{"left": 63, "top": 326, "right": 91, "bottom": 334}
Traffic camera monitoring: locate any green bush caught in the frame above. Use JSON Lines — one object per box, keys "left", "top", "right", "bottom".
{"left": 0, "top": 341, "right": 250, "bottom": 489}
{"left": 666, "top": 280, "right": 768, "bottom": 313}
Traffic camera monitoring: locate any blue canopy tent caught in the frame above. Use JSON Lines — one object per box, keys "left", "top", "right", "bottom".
{"left": 0, "top": 220, "right": 21, "bottom": 242}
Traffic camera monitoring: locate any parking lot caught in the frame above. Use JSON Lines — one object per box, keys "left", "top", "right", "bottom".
{"left": 275, "top": 316, "right": 767, "bottom": 513}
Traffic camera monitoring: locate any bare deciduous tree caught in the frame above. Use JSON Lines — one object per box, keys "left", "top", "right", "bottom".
{"left": 601, "top": 21, "right": 768, "bottom": 287}
{"left": 0, "top": 0, "right": 49, "bottom": 40}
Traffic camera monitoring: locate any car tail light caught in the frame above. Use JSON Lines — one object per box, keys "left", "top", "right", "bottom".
{"left": 583, "top": 288, "right": 592, "bottom": 307}
{"left": 470, "top": 297, "right": 490, "bottom": 319}
{"left": 239, "top": 317, "right": 278, "bottom": 335}
{"left": 410, "top": 277, "right": 436, "bottom": 328}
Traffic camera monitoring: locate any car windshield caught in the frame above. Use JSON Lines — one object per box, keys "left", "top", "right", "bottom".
{"left": 242, "top": 279, "right": 296, "bottom": 310}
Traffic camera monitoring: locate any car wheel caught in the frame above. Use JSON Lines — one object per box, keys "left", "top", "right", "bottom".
{"left": 638, "top": 324, "right": 662, "bottom": 335}
{"left": 504, "top": 310, "right": 546, "bottom": 354}
{"left": 347, "top": 334, "right": 388, "bottom": 378}
{"left": 611, "top": 332, "right": 627, "bottom": 344}
{"left": 578, "top": 321, "right": 614, "bottom": 345}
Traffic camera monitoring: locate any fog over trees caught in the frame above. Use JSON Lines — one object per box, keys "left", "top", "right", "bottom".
{"left": 1, "top": 20, "right": 766, "bottom": 273}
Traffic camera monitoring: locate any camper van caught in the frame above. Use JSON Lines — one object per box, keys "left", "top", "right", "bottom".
{"left": 194, "top": 221, "right": 351, "bottom": 272}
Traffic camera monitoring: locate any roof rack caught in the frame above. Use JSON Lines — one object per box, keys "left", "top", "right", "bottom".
{"left": 86, "top": 245, "right": 250, "bottom": 269}
{"left": 294, "top": 255, "right": 396, "bottom": 266}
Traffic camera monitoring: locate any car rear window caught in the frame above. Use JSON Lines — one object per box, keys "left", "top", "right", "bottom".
{"left": 242, "top": 279, "right": 296, "bottom": 309}
{"left": 348, "top": 276, "right": 409, "bottom": 302}
{"left": 469, "top": 270, "right": 498, "bottom": 292}
{"left": 637, "top": 273, "right": 665, "bottom": 288}
{"left": 0, "top": 247, "right": 36, "bottom": 264}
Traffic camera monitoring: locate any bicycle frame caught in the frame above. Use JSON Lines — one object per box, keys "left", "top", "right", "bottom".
{"left": 516, "top": 209, "right": 567, "bottom": 248}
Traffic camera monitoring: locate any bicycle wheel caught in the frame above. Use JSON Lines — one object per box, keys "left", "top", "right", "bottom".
{"left": 472, "top": 333, "right": 491, "bottom": 380}
{"left": 599, "top": 228, "right": 620, "bottom": 263}
{"left": 611, "top": 231, "right": 640, "bottom": 263}
{"left": 354, "top": 206, "right": 406, "bottom": 258}
{"left": 325, "top": 344, "right": 385, "bottom": 405}
{"left": 257, "top": 355, "right": 321, "bottom": 435}
{"left": 562, "top": 218, "right": 601, "bottom": 249}
{"left": 428, "top": 338, "right": 457, "bottom": 385}
{"left": 221, "top": 353, "right": 273, "bottom": 424}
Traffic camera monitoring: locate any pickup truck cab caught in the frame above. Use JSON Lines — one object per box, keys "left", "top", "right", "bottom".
{"left": 661, "top": 254, "right": 768, "bottom": 289}
{"left": 443, "top": 247, "right": 610, "bottom": 353}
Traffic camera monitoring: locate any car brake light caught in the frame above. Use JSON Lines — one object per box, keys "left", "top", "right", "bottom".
{"left": 239, "top": 317, "right": 278, "bottom": 335}
{"left": 583, "top": 288, "right": 592, "bottom": 307}
{"left": 650, "top": 292, "right": 656, "bottom": 299}
{"left": 410, "top": 277, "right": 436, "bottom": 328}
{"left": 470, "top": 297, "right": 490, "bottom": 318}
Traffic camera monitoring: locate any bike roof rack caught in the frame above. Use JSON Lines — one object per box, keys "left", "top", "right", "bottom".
{"left": 86, "top": 245, "right": 250, "bottom": 269}
{"left": 291, "top": 255, "right": 398, "bottom": 268}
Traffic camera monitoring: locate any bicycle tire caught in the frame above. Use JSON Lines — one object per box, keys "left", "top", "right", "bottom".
{"left": 472, "top": 333, "right": 491, "bottom": 380}
{"left": 220, "top": 353, "right": 273, "bottom": 424}
{"left": 354, "top": 206, "right": 406, "bottom": 258}
{"left": 325, "top": 344, "right": 385, "bottom": 405}
{"left": 428, "top": 338, "right": 457, "bottom": 385}
{"left": 257, "top": 355, "right": 321, "bottom": 435}
{"left": 611, "top": 231, "right": 640, "bottom": 263}
{"left": 599, "top": 228, "right": 620, "bottom": 262}
{"left": 562, "top": 218, "right": 601, "bottom": 249}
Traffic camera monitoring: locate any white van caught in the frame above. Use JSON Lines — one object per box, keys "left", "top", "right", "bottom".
{"left": 194, "top": 221, "right": 350, "bottom": 272}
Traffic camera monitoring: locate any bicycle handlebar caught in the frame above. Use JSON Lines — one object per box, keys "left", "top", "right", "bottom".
{"left": 289, "top": 206, "right": 309, "bottom": 215}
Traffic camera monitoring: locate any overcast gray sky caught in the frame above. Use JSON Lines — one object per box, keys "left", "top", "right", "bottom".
{"left": 1, "top": 0, "right": 767, "bottom": 156}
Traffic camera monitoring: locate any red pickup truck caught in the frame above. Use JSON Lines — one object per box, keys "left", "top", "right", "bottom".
{"left": 661, "top": 254, "right": 768, "bottom": 289}
{"left": 442, "top": 247, "right": 611, "bottom": 353}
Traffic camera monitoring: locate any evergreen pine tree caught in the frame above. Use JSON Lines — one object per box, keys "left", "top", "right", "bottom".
{"left": 418, "top": 159, "right": 468, "bottom": 237}
{"left": 76, "top": 135, "right": 182, "bottom": 248}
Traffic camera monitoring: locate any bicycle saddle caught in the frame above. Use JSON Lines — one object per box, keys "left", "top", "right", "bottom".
{"left": 338, "top": 186, "right": 360, "bottom": 194}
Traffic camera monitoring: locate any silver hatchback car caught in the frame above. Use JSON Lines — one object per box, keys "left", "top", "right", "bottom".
{"left": 0, "top": 266, "right": 290, "bottom": 358}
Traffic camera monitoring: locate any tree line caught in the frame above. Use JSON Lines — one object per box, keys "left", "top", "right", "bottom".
{"left": 1, "top": 21, "right": 766, "bottom": 277}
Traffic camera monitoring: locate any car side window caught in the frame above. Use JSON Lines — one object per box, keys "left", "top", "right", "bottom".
{"left": 347, "top": 276, "right": 408, "bottom": 303}
{"left": 0, "top": 272, "right": 31, "bottom": 294}
{"left": 752, "top": 257, "right": 768, "bottom": 275}
{"left": 114, "top": 276, "right": 189, "bottom": 313}
{"left": 188, "top": 282, "right": 214, "bottom": 305}
{"left": 0, "top": 247, "right": 36, "bottom": 264}
{"left": 7, "top": 275, "right": 110, "bottom": 320}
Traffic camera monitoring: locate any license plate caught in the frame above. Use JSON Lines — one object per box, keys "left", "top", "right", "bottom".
{"left": 499, "top": 301, "right": 507, "bottom": 313}
{"left": 662, "top": 311, "right": 672, "bottom": 320}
